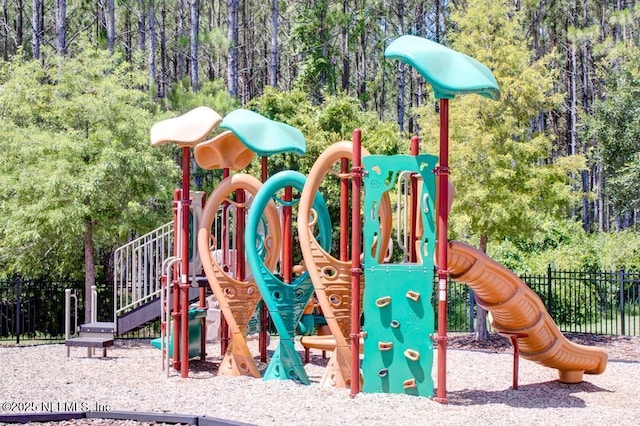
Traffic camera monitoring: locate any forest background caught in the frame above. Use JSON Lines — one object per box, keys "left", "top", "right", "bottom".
{"left": 0, "top": 0, "right": 639, "bottom": 296}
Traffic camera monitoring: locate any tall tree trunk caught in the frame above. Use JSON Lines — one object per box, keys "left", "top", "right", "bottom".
{"left": 159, "top": 0, "right": 167, "bottom": 97}
{"left": 17, "top": 0, "right": 24, "bottom": 49}
{"left": 149, "top": 0, "right": 157, "bottom": 92}
{"left": 379, "top": 18, "right": 386, "bottom": 120}
{"left": 105, "top": 0, "right": 115, "bottom": 54}
{"left": 2, "top": 0, "right": 8, "bottom": 60}
{"left": 227, "top": 0, "right": 238, "bottom": 97}
{"left": 474, "top": 232, "right": 490, "bottom": 340}
{"left": 138, "top": 0, "right": 146, "bottom": 53}
{"left": 396, "top": 0, "right": 405, "bottom": 131}
{"left": 176, "top": 0, "right": 185, "bottom": 80}
{"left": 31, "top": 0, "right": 41, "bottom": 59}
{"left": 84, "top": 215, "right": 96, "bottom": 324}
{"left": 269, "top": 0, "right": 278, "bottom": 87}
{"left": 189, "top": 0, "right": 199, "bottom": 91}
{"left": 341, "top": 0, "right": 349, "bottom": 92}
{"left": 124, "top": 6, "right": 132, "bottom": 62}
{"left": 240, "top": 0, "right": 248, "bottom": 103}
{"left": 55, "top": 0, "right": 66, "bottom": 55}
{"left": 357, "top": 0, "right": 366, "bottom": 102}
{"left": 434, "top": 0, "right": 441, "bottom": 42}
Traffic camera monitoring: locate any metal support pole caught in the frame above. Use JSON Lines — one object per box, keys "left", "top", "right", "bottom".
{"left": 409, "top": 136, "right": 419, "bottom": 263}
{"left": 283, "top": 187, "right": 293, "bottom": 284}
{"left": 15, "top": 280, "right": 20, "bottom": 345}
{"left": 435, "top": 98, "right": 450, "bottom": 404}
{"left": 173, "top": 190, "right": 181, "bottom": 371}
{"left": 260, "top": 156, "right": 270, "bottom": 362}
{"left": 221, "top": 168, "right": 230, "bottom": 356}
{"left": 340, "top": 158, "right": 349, "bottom": 261}
{"left": 350, "top": 129, "right": 363, "bottom": 398}
{"left": 180, "top": 146, "right": 191, "bottom": 378}
{"left": 620, "top": 269, "right": 625, "bottom": 336}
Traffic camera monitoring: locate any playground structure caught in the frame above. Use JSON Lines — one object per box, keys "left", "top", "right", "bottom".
{"left": 100, "top": 34, "right": 609, "bottom": 403}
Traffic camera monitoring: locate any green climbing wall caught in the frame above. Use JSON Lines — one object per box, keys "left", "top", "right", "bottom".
{"left": 362, "top": 154, "right": 437, "bottom": 397}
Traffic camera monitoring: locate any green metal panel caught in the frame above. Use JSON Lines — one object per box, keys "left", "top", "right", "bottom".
{"left": 362, "top": 154, "right": 437, "bottom": 396}
{"left": 384, "top": 35, "right": 500, "bottom": 101}
{"left": 219, "top": 109, "right": 306, "bottom": 156}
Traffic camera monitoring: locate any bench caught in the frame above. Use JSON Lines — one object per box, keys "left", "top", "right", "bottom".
{"left": 65, "top": 336, "right": 114, "bottom": 358}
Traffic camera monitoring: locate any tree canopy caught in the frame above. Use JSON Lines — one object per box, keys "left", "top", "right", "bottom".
{"left": 0, "top": 44, "right": 178, "bottom": 282}
{"left": 417, "top": 0, "right": 585, "bottom": 251}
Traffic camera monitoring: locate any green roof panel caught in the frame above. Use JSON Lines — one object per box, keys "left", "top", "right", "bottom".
{"left": 219, "top": 109, "right": 306, "bottom": 157}
{"left": 384, "top": 35, "right": 500, "bottom": 101}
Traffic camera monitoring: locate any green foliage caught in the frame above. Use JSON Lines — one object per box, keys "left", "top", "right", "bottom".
{"left": 0, "top": 44, "right": 178, "bottom": 279}
{"left": 585, "top": 43, "right": 640, "bottom": 221}
{"left": 416, "top": 0, "right": 585, "bottom": 249}
{"left": 548, "top": 281, "right": 600, "bottom": 327}
{"left": 247, "top": 87, "right": 404, "bottom": 254}
{"left": 489, "top": 220, "right": 640, "bottom": 274}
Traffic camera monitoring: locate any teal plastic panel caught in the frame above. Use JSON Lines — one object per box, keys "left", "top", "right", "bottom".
{"left": 220, "top": 109, "right": 306, "bottom": 156}
{"left": 361, "top": 154, "right": 437, "bottom": 397}
{"left": 384, "top": 35, "right": 500, "bottom": 101}
{"left": 245, "top": 170, "right": 331, "bottom": 384}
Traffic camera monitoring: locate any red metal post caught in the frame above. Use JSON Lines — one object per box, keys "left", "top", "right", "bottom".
{"left": 409, "top": 136, "right": 420, "bottom": 263}
{"left": 283, "top": 186, "right": 293, "bottom": 284}
{"left": 435, "top": 98, "right": 450, "bottom": 403}
{"left": 172, "top": 189, "right": 181, "bottom": 371}
{"left": 180, "top": 146, "right": 191, "bottom": 378}
{"left": 340, "top": 158, "right": 349, "bottom": 261}
{"left": 199, "top": 193, "right": 207, "bottom": 361}
{"left": 236, "top": 189, "right": 246, "bottom": 282}
{"left": 350, "top": 129, "right": 363, "bottom": 397}
{"left": 259, "top": 156, "right": 269, "bottom": 362}
{"left": 221, "top": 168, "right": 230, "bottom": 355}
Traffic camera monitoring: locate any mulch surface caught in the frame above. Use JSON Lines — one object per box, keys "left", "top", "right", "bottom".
{"left": 447, "top": 332, "right": 640, "bottom": 362}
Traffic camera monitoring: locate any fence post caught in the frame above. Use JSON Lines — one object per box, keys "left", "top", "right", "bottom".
{"left": 15, "top": 279, "right": 21, "bottom": 344}
{"left": 468, "top": 288, "right": 475, "bottom": 332}
{"left": 547, "top": 264, "right": 552, "bottom": 314}
{"left": 619, "top": 269, "right": 625, "bottom": 336}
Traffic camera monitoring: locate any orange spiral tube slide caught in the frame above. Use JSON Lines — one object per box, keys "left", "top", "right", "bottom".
{"left": 447, "top": 241, "right": 607, "bottom": 383}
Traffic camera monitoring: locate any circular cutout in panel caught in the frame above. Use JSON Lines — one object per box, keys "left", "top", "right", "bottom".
{"left": 272, "top": 290, "right": 283, "bottom": 302}
{"left": 247, "top": 286, "right": 256, "bottom": 296}
{"left": 329, "top": 294, "right": 342, "bottom": 306}
{"left": 239, "top": 361, "right": 249, "bottom": 372}
{"left": 295, "top": 289, "right": 305, "bottom": 301}
{"left": 321, "top": 265, "right": 338, "bottom": 280}
{"left": 223, "top": 286, "right": 237, "bottom": 298}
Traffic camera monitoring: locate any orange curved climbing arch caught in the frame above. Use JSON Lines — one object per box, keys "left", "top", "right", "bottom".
{"left": 297, "top": 140, "right": 392, "bottom": 388}
{"left": 198, "top": 174, "right": 281, "bottom": 377}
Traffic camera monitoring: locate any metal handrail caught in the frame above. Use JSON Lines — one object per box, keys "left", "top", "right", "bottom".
{"left": 161, "top": 256, "right": 181, "bottom": 375}
{"left": 113, "top": 221, "right": 174, "bottom": 323}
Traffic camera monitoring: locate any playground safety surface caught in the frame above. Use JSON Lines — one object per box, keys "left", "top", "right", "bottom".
{"left": 0, "top": 334, "right": 638, "bottom": 425}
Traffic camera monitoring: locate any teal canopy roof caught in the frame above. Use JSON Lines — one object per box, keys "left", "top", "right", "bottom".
{"left": 219, "top": 109, "right": 306, "bottom": 157}
{"left": 384, "top": 35, "right": 500, "bottom": 101}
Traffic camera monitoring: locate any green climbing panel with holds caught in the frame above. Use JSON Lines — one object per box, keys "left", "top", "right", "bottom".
{"left": 361, "top": 154, "right": 437, "bottom": 397}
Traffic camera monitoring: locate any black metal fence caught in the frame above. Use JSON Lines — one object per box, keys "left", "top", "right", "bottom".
{"left": 443, "top": 266, "right": 640, "bottom": 336}
{"left": 2, "top": 266, "right": 639, "bottom": 342}
{"left": 0, "top": 280, "right": 158, "bottom": 343}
